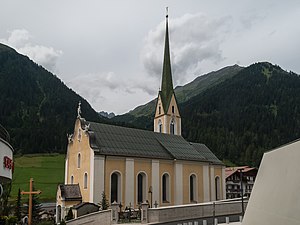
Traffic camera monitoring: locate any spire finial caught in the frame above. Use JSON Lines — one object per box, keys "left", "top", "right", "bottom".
{"left": 166, "top": 7, "right": 168, "bottom": 18}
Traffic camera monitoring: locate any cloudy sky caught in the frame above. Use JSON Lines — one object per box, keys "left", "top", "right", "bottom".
{"left": 1, "top": 0, "right": 299, "bottom": 114}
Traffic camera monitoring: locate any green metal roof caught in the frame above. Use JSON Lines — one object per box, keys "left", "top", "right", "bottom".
{"left": 85, "top": 121, "right": 222, "bottom": 164}
{"left": 190, "top": 143, "right": 223, "bottom": 164}
{"left": 160, "top": 15, "right": 174, "bottom": 113}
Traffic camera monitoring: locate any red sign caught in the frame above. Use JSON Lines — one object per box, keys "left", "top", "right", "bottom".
{"left": 3, "top": 156, "right": 13, "bottom": 171}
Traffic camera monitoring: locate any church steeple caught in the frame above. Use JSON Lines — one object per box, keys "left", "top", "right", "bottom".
{"left": 154, "top": 8, "right": 181, "bottom": 136}
{"left": 160, "top": 8, "right": 174, "bottom": 112}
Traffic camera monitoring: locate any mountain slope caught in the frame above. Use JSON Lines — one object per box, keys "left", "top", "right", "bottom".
{"left": 113, "top": 64, "right": 243, "bottom": 128}
{"left": 0, "top": 43, "right": 105, "bottom": 154}
{"left": 182, "top": 62, "right": 300, "bottom": 166}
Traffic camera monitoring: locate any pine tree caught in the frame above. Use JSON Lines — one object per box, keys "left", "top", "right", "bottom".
{"left": 31, "top": 186, "right": 42, "bottom": 225}
{"left": 15, "top": 188, "right": 22, "bottom": 221}
{"left": 100, "top": 191, "right": 109, "bottom": 210}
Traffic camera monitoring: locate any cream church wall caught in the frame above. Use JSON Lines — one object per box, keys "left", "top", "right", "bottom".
{"left": 66, "top": 119, "right": 92, "bottom": 202}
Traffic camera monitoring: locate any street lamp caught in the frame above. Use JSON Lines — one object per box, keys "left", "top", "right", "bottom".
{"left": 148, "top": 186, "right": 153, "bottom": 208}
{"left": 238, "top": 168, "right": 245, "bottom": 217}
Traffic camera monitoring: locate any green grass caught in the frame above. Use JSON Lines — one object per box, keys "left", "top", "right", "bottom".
{"left": 11, "top": 154, "right": 65, "bottom": 202}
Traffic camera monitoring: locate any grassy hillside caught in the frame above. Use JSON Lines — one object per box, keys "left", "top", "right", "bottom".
{"left": 11, "top": 154, "right": 65, "bottom": 202}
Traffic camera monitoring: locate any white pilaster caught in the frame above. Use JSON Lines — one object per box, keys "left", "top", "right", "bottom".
{"left": 90, "top": 149, "right": 94, "bottom": 202}
{"left": 64, "top": 158, "right": 68, "bottom": 184}
{"left": 203, "top": 165, "right": 210, "bottom": 202}
{"left": 152, "top": 160, "right": 160, "bottom": 205}
{"left": 210, "top": 166, "right": 215, "bottom": 201}
{"left": 222, "top": 166, "right": 226, "bottom": 199}
{"left": 174, "top": 162, "right": 183, "bottom": 204}
{"left": 93, "top": 155, "right": 105, "bottom": 204}
{"left": 125, "top": 158, "right": 134, "bottom": 206}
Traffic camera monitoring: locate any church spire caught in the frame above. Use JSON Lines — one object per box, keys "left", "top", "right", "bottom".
{"left": 154, "top": 8, "right": 181, "bottom": 136}
{"left": 160, "top": 7, "right": 174, "bottom": 112}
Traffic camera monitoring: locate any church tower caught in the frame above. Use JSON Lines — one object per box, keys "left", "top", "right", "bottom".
{"left": 154, "top": 10, "right": 181, "bottom": 135}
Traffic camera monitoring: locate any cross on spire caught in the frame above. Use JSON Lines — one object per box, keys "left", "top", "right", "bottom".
{"left": 21, "top": 178, "right": 41, "bottom": 225}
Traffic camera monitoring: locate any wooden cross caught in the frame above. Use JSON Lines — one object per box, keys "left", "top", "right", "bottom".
{"left": 21, "top": 178, "right": 41, "bottom": 225}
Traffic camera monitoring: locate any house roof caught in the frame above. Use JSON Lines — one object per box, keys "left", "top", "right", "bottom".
{"left": 82, "top": 120, "right": 222, "bottom": 165}
{"left": 225, "top": 166, "right": 257, "bottom": 178}
{"left": 73, "top": 202, "right": 100, "bottom": 210}
{"left": 59, "top": 184, "right": 82, "bottom": 201}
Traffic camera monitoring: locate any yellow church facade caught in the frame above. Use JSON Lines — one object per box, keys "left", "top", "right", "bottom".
{"left": 63, "top": 118, "right": 225, "bottom": 208}
{"left": 56, "top": 12, "right": 225, "bottom": 222}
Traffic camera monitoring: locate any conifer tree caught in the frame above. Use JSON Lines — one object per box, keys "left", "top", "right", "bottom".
{"left": 101, "top": 191, "right": 109, "bottom": 210}
{"left": 15, "top": 188, "right": 22, "bottom": 221}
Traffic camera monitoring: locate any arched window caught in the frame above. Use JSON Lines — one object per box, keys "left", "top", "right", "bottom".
{"left": 170, "top": 120, "right": 175, "bottom": 135}
{"left": 159, "top": 106, "right": 161, "bottom": 114}
{"left": 70, "top": 175, "right": 74, "bottom": 184}
{"left": 162, "top": 173, "right": 170, "bottom": 202}
{"left": 190, "top": 174, "right": 197, "bottom": 202}
{"left": 215, "top": 176, "right": 221, "bottom": 200}
{"left": 158, "top": 120, "right": 162, "bottom": 133}
{"left": 77, "top": 153, "right": 81, "bottom": 168}
{"left": 84, "top": 173, "right": 88, "bottom": 189}
{"left": 111, "top": 172, "right": 121, "bottom": 203}
{"left": 137, "top": 172, "right": 147, "bottom": 204}
{"left": 172, "top": 106, "right": 175, "bottom": 114}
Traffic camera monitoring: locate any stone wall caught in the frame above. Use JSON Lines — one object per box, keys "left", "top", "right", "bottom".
{"left": 147, "top": 201, "right": 247, "bottom": 224}
{"left": 66, "top": 210, "right": 111, "bottom": 225}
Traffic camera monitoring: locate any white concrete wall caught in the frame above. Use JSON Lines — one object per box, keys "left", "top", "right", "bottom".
{"left": 0, "top": 139, "right": 13, "bottom": 182}
{"left": 66, "top": 210, "right": 111, "bottom": 225}
{"left": 242, "top": 140, "right": 300, "bottom": 225}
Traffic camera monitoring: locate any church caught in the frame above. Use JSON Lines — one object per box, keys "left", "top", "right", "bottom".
{"left": 56, "top": 13, "right": 225, "bottom": 222}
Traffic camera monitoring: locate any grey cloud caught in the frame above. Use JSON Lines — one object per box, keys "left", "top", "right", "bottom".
{"left": 141, "top": 13, "right": 231, "bottom": 86}
{"left": 0, "top": 29, "right": 62, "bottom": 72}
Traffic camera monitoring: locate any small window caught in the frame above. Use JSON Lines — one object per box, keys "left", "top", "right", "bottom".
{"left": 77, "top": 153, "right": 81, "bottom": 168}
{"left": 159, "top": 124, "right": 162, "bottom": 133}
{"left": 159, "top": 106, "right": 161, "bottom": 114}
{"left": 172, "top": 106, "right": 175, "bottom": 114}
{"left": 71, "top": 176, "right": 74, "bottom": 184}
{"left": 78, "top": 128, "right": 82, "bottom": 141}
{"left": 84, "top": 173, "right": 88, "bottom": 189}
{"left": 170, "top": 121, "right": 175, "bottom": 135}
{"left": 190, "top": 174, "right": 197, "bottom": 202}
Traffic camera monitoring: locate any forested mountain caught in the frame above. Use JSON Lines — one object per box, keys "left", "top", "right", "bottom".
{"left": 182, "top": 62, "right": 300, "bottom": 166}
{"left": 114, "top": 62, "right": 300, "bottom": 166}
{"left": 0, "top": 43, "right": 105, "bottom": 154}
{"left": 112, "top": 64, "right": 243, "bottom": 128}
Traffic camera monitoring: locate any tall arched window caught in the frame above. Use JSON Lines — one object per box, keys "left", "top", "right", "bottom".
{"left": 162, "top": 173, "right": 170, "bottom": 203}
{"left": 84, "top": 173, "right": 88, "bottom": 189}
{"left": 77, "top": 153, "right": 81, "bottom": 168}
{"left": 170, "top": 120, "right": 175, "bottom": 135}
{"left": 190, "top": 174, "right": 197, "bottom": 202}
{"left": 215, "top": 176, "right": 221, "bottom": 200}
{"left": 70, "top": 175, "right": 74, "bottom": 184}
{"left": 111, "top": 172, "right": 121, "bottom": 203}
{"left": 137, "top": 172, "right": 147, "bottom": 204}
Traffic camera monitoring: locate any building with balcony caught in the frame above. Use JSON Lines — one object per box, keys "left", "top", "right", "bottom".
{"left": 225, "top": 166, "right": 257, "bottom": 199}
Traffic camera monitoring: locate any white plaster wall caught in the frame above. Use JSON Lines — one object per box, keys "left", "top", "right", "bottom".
{"left": 242, "top": 140, "right": 300, "bottom": 225}
{"left": 152, "top": 160, "right": 160, "bottom": 205}
{"left": 203, "top": 165, "right": 210, "bottom": 202}
{"left": 174, "top": 162, "right": 183, "bottom": 204}
{"left": 125, "top": 158, "right": 134, "bottom": 206}
{"left": 210, "top": 167, "right": 215, "bottom": 201}
{"left": 93, "top": 156, "right": 105, "bottom": 204}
